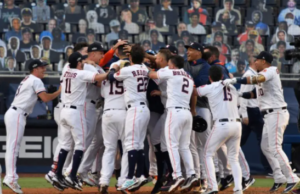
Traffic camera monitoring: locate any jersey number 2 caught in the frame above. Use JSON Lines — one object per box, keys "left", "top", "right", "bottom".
{"left": 65, "top": 78, "right": 71, "bottom": 93}
{"left": 182, "top": 78, "right": 189, "bottom": 94}
{"left": 223, "top": 87, "right": 232, "bottom": 101}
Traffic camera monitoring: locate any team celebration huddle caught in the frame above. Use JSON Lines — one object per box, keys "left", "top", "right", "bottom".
{"left": 3, "top": 39, "right": 300, "bottom": 194}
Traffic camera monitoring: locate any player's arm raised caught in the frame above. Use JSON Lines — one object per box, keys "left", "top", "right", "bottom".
{"left": 38, "top": 86, "right": 61, "bottom": 102}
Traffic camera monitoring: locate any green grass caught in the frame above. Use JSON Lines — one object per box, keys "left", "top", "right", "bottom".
{"left": 3, "top": 177, "right": 275, "bottom": 189}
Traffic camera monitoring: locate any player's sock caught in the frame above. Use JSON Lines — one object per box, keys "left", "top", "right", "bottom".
{"left": 163, "top": 151, "right": 173, "bottom": 176}
{"left": 136, "top": 150, "right": 145, "bottom": 178}
{"left": 154, "top": 144, "right": 164, "bottom": 180}
{"left": 56, "top": 149, "right": 69, "bottom": 177}
{"left": 70, "top": 150, "right": 83, "bottom": 179}
{"left": 127, "top": 150, "right": 137, "bottom": 179}
{"left": 51, "top": 161, "right": 58, "bottom": 173}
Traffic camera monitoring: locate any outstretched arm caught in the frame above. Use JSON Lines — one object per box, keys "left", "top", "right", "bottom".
{"left": 38, "top": 86, "right": 61, "bottom": 102}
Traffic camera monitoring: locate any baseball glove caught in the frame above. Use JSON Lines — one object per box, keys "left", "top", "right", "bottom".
{"left": 192, "top": 115, "right": 207, "bottom": 133}
{"left": 119, "top": 60, "right": 130, "bottom": 69}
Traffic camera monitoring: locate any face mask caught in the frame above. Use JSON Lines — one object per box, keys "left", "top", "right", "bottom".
{"left": 285, "top": 18, "right": 293, "bottom": 26}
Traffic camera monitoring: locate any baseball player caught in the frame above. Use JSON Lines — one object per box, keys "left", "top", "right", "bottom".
{"left": 224, "top": 51, "right": 300, "bottom": 193}
{"left": 147, "top": 49, "right": 174, "bottom": 194}
{"left": 64, "top": 42, "right": 106, "bottom": 185}
{"left": 148, "top": 55, "right": 198, "bottom": 193}
{"left": 52, "top": 52, "right": 107, "bottom": 191}
{"left": 45, "top": 42, "right": 91, "bottom": 184}
{"left": 107, "top": 44, "right": 150, "bottom": 191}
{"left": 99, "top": 45, "right": 129, "bottom": 194}
{"left": 3, "top": 59, "right": 61, "bottom": 194}
{"left": 196, "top": 65, "right": 243, "bottom": 194}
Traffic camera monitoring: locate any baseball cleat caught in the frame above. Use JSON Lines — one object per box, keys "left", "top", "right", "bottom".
{"left": 203, "top": 189, "right": 218, "bottom": 194}
{"left": 65, "top": 176, "right": 83, "bottom": 191}
{"left": 216, "top": 172, "right": 221, "bottom": 185}
{"left": 152, "top": 176, "right": 158, "bottom": 185}
{"left": 3, "top": 180, "right": 23, "bottom": 194}
{"left": 242, "top": 177, "right": 255, "bottom": 191}
{"left": 80, "top": 172, "right": 97, "bottom": 187}
{"left": 45, "top": 173, "right": 53, "bottom": 185}
{"left": 168, "top": 176, "right": 185, "bottom": 193}
{"left": 128, "top": 175, "right": 148, "bottom": 191}
{"left": 99, "top": 184, "right": 109, "bottom": 194}
{"left": 180, "top": 174, "right": 198, "bottom": 192}
{"left": 52, "top": 174, "right": 68, "bottom": 189}
{"left": 160, "top": 176, "right": 173, "bottom": 192}
{"left": 233, "top": 190, "right": 243, "bottom": 194}
{"left": 283, "top": 181, "right": 300, "bottom": 193}
{"left": 269, "top": 182, "right": 284, "bottom": 192}
{"left": 219, "top": 175, "right": 233, "bottom": 191}
{"left": 120, "top": 178, "right": 138, "bottom": 190}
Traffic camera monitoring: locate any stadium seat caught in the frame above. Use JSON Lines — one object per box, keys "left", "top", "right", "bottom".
{"left": 110, "top": 0, "right": 124, "bottom": 5}
{"left": 200, "top": 0, "right": 218, "bottom": 6}
{"left": 170, "top": 0, "right": 188, "bottom": 5}
{"left": 138, "top": 0, "right": 156, "bottom": 5}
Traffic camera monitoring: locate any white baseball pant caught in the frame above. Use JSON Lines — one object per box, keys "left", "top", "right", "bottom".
{"left": 124, "top": 105, "right": 150, "bottom": 151}
{"left": 195, "top": 107, "right": 212, "bottom": 179}
{"left": 165, "top": 108, "right": 195, "bottom": 179}
{"left": 217, "top": 145, "right": 232, "bottom": 177}
{"left": 100, "top": 109, "right": 127, "bottom": 185}
{"left": 239, "top": 148, "right": 250, "bottom": 180}
{"left": 4, "top": 107, "right": 27, "bottom": 183}
{"left": 53, "top": 103, "right": 62, "bottom": 163}
{"left": 204, "top": 121, "right": 242, "bottom": 192}
{"left": 261, "top": 110, "right": 299, "bottom": 183}
{"left": 60, "top": 105, "right": 87, "bottom": 151}
{"left": 147, "top": 135, "right": 157, "bottom": 176}
{"left": 78, "top": 107, "right": 104, "bottom": 176}
{"left": 190, "top": 131, "right": 201, "bottom": 178}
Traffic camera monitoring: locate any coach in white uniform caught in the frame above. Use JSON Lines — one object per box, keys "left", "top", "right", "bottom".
{"left": 3, "top": 59, "right": 61, "bottom": 194}
{"left": 52, "top": 52, "right": 107, "bottom": 191}
{"left": 225, "top": 51, "right": 300, "bottom": 193}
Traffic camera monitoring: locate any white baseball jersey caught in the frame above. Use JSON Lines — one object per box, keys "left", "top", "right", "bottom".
{"left": 257, "top": 66, "right": 287, "bottom": 110}
{"left": 197, "top": 81, "right": 239, "bottom": 121}
{"left": 156, "top": 68, "right": 194, "bottom": 109}
{"left": 114, "top": 64, "right": 149, "bottom": 106}
{"left": 11, "top": 74, "right": 46, "bottom": 114}
{"left": 101, "top": 60, "right": 126, "bottom": 110}
{"left": 153, "top": 66, "right": 168, "bottom": 108}
{"left": 61, "top": 68, "right": 98, "bottom": 106}
{"left": 239, "top": 67, "right": 258, "bottom": 118}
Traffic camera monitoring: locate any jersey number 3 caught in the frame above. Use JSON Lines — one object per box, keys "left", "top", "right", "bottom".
{"left": 65, "top": 78, "right": 71, "bottom": 93}
{"left": 223, "top": 87, "right": 232, "bottom": 101}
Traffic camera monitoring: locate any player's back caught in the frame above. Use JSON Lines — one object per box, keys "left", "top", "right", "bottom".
{"left": 257, "top": 66, "right": 286, "bottom": 110}
{"left": 11, "top": 74, "right": 45, "bottom": 114}
{"left": 115, "top": 64, "right": 149, "bottom": 106}
{"left": 162, "top": 68, "right": 194, "bottom": 109}
{"left": 61, "top": 68, "right": 96, "bottom": 106}
{"left": 200, "top": 81, "right": 239, "bottom": 121}
{"left": 101, "top": 79, "right": 125, "bottom": 109}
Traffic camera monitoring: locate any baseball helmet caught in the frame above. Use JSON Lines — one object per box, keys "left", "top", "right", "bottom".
{"left": 192, "top": 115, "right": 207, "bottom": 133}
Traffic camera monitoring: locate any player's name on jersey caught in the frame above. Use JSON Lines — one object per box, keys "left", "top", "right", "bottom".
{"left": 172, "top": 70, "right": 192, "bottom": 79}
{"left": 63, "top": 71, "right": 78, "bottom": 78}
{"left": 132, "top": 70, "right": 148, "bottom": 77}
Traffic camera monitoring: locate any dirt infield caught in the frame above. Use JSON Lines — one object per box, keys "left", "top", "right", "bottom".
{"left": 3, "top": 187, "right": 285, "bottom": 194}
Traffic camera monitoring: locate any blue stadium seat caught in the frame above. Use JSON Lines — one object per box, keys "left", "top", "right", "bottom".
{"left": 110, "top": 0, "right": 124, "bottom": 5}
{"left": 170, "top": 0, "right": 188, "bottom": 5}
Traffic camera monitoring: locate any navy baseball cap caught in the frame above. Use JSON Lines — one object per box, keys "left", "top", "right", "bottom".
{"left": 255, "top": 51, "right": 273, "bottom": 64}
{"left": 68, "top": 52, "right": 83, "bottom": 67}
{"left": 28, "top": 59, "right": 48, "bottom": 70}
{"left": 160, "top": 45, "right": 178, "bottom": 55}
{"left": 88, "top": 42, "right": 104, "bottom": 52}
{"left": 185, "top": 42, "right": 204, "bottom": 53}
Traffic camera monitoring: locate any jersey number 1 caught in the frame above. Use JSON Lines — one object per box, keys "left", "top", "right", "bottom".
{"left": 65, "top": 78, "right": 71, "bottom": 93}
